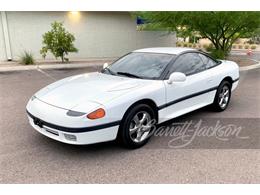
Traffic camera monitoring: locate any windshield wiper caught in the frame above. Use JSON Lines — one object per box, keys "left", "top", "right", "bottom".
{"left": 116, "top": 72, "right": 142, "bottom": 79}
{"left": 104, "top": 67, "right": 116, "bottom": 75}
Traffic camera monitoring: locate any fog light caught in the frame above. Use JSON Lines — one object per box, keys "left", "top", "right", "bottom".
{"left": 64, "top": 134, "right": 77, "bottom": 141}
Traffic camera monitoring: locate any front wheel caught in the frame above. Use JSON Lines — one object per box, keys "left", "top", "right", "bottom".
{"left": 118, "top": 104, "right": 156, "bottom": 149}
{"left": 212, "top": 81, "right": 232, "bottom": 111}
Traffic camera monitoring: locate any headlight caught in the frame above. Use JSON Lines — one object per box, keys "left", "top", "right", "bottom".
{"left": 66, "top": 110, "right": 86, "bottom": 117}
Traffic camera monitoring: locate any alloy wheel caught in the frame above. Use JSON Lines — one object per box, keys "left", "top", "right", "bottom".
{"left": 218, "top": 85, "right": 230, "bottom": 109}
{"left": 129, "top": 111, "right": 152, "bottom": 143}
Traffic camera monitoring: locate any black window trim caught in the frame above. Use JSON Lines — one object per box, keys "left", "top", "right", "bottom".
{"left": 162, "top": 50, "right": 222, "bottom": 80}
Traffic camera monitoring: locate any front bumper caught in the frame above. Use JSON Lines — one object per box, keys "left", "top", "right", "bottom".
{"left": 26, "top": 97, "right": 120, "bottom": 145}
{"left": 27, "top": 112, "right": 119, "bottom": 145}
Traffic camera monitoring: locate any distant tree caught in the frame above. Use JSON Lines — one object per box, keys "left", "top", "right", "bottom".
{"left": 247, "top": 28, "right": 260, "bottom": 44}
{"left": 137, "top": 12, "right": 260, "bottom": 58}
{"left": 40, "top": 21, "right": 78, "bottom": 62}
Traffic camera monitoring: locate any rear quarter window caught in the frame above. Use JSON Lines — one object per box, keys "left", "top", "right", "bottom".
{"left": 199, "top": 53, "right": 218, "bottom": 69}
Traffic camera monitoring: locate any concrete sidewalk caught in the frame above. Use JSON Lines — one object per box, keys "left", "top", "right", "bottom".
{"left": 0, "top": 58, "right": 115, "bottom": 72}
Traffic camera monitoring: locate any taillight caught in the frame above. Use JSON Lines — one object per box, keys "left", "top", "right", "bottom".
{"left": 87, "top": 108, "right": 106, "bottom": 120}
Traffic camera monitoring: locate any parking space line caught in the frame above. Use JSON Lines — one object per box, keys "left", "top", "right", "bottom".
{"left": 36, "top": 66, "right": 57, "bottom": 81}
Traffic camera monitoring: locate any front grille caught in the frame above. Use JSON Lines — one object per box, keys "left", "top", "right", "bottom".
{"left": 45, "top": 128, "right": 59, "bottom": 136}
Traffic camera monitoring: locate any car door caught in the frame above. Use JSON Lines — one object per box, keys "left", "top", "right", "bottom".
{"left": 159, "top": 52, "right": 215, "bottom": 123}
{"left": 198, "top": 53, "right": 221, "bottom": 101}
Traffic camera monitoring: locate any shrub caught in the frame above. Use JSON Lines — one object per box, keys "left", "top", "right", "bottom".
{"left": 246, "top": 39, "right": 255, "bottom": 44}
{"left": 251, "top": 45, "right": 257, "bottom": 50}
{"left": 204, "top": 44, "right": 226, "bottom": 59}
{"left": 176, "top": 42, "right": 183, "bottom": 47}
{"left": 40, "top": 21, "right": 78, "bottom": 63}
{"left": 183, "top": 42, "right": 189, "bottom": 47}
{"left": 244, "top": 45, "right": 250, "bottom": 49}
{"left": 238, "top": 44, "right": 243, "bottom": 49}
{"left": 205, "top": 43, "right": 214, "bottom": 52}
{"left": 202, "top": 44, "right": 209, "bottom": 49}
{"left": 192, "top": 44, "right": 197, "bottom": 48}
{"left": 19, "top": 51, "right": 35, "bottom": 65}
{"left": 210, "top": 49, "right": 226, "bottom": 60}
{"left": 232, "top": 44, "right": 237, "bottom": 49}
{"left": 188, "top": 43, "right": 193, "bottom": 48}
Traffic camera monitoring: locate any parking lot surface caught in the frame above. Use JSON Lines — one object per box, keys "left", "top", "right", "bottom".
{"left": 0, "top": 66, "right": 259, "bottom": 183}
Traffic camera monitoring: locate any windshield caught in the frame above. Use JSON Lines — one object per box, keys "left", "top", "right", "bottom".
{"left": 102, "top": 52, "right": 175, "bottom": 79}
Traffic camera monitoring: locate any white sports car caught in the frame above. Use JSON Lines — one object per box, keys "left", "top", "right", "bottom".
{"left": 26, "top": 47, "right": 239, "bottom": 148}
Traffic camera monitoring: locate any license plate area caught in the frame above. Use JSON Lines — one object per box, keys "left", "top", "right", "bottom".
{"left": 43, "top": 127, "right": 59, "bottom": 136}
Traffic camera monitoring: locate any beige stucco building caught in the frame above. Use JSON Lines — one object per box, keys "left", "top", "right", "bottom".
{"left": 0, "top": 11, "right": 176, "bottom": 61}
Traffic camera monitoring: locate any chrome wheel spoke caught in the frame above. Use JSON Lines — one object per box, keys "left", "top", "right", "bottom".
{"left": 224, "top": 90, "right": 229, "bottom": 96}
{"left": 142, "top": 124, "right": 152, "bottom": 132}
{"left": 133, "top": 115, "right": 140, "bottom": 126}
{"left": 140, "top": 113, "right": 148, "bottom": 124}
{"left": 136, "top": 131, "right": 143, "bottom": 142}
{"left": 129, "top": 125, "right": 139, "bottom": 135}
{"left": 139, "top": 132, "right": 148, "bottom": 142}
{"left": 219, "top": 97, "right": 224, "bottom": 105}
{"left": 224, "top": 96, "right": 228, "bottom": 103}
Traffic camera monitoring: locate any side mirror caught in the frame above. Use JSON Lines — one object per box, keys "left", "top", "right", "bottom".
{"left": 167, "top": 72, "right": 186, "bottom": 84}
{"left": 103, "top": 62, "right": 109, "bottom": 69}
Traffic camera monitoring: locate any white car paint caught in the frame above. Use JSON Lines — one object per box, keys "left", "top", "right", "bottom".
{"left": 26, "top": 47, "right": 239, "bottom": 145}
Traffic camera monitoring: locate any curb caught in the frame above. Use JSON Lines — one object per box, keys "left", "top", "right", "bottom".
{"left": 239, "top": 62, "right": 260, "bottom": 71}
{"left": 0, "top": 62, "right": 103, "bottom": 72}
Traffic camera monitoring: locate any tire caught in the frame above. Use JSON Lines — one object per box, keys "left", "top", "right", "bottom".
{"left": 118, "top": 104, "right": 157, "bottom": 149}
{"left": 212, "top": 80, "right": 232, "bottom": 112}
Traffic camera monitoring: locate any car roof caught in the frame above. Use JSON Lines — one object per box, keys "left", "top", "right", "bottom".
{"left": 133, "top": 47, "right": 197, "bottom": 55}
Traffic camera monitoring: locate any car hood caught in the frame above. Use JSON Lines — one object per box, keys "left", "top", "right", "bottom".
{"left": 35, "top": 72, "right": 146, "bottom": 112}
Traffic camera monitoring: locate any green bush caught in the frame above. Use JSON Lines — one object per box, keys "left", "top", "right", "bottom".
{"left": 19, "top": 51, "right": 35, "bottom": 65}
{"left": 176, "top": 42, "right": 183, "bottom": 47}
{"left": 205, "top": 43, "right": 214, "bottom": 52}
{"left": 251, "top": 45, "right": 257, "bottom": 50}
{"left": 232, "top": 44, "right": 237, "bottom": 49}
{"left": 202, "top": 44, "right": 209, "bottom": 49}
{"left": 188, "top": 43, "right": 193, "bottom": 48}
{"left": 205, "top": 44, "right": 226, "bottom": 59}
{"left": 244, "top": 45, "right": 250, "bottom": 49}
{"left": 210, "top": 49, "right": 226, "bottom": 59}
{"left": 238, "top": 44, "right": 243, "bottom": 49}
{"left": 183, "top": 42, "right": 189, "bottom": 47}
{"left": 40, "top": 21, "right": 78, "bottom": 63}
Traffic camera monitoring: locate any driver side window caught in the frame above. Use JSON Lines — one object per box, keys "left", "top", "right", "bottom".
{"left": 168, "top": 53, "right": 206, "bottom": 77}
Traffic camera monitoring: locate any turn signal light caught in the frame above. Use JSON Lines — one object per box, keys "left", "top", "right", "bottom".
{"left": 87, "top": 108, "right": 106, "bottom": 119}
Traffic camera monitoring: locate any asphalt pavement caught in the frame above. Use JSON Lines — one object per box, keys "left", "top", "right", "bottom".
{"left": 231, "top": 50, "right": 260, "bottom": 61}
{"left": 0, "top": 66, "right": 259, "bottom": 183}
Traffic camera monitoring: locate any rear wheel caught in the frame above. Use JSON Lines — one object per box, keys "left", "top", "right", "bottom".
{"left": 118, "top": 104, "right": 156, "bottom": 149}
{"left": 212, "top": 81, "right": 232, "bottom": 111}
